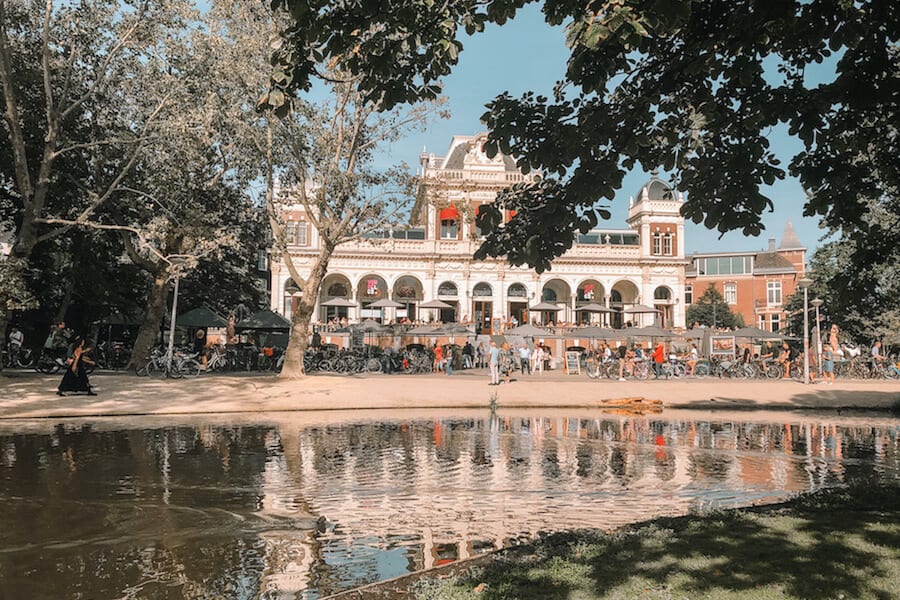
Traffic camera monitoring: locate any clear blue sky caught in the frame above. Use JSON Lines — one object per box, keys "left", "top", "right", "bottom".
{"left": 375, "top": 4, "right": 827, "bottom": 256}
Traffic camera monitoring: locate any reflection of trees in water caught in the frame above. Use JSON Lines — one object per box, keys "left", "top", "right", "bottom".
{"left": 541, "top": 439, "right": 561, "bottom": 480}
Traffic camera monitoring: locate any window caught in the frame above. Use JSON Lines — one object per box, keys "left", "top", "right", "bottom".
{"left": 724, "top": 283, "right": 737, "bottom": 305}
{"left": 767, "top": 281, "right": 782, "bottom": 306}
{"left": 440, "top": 219, "right": 458, "bottom": 239}
{"left": 758, "top": 315, "right": 766, "bottom": 330}
{"left": 663, "top": 233, "right": 673, "bottom": 256}
{"left": 684, "top": 286, "right": 693, "bottom": 305}
{"left": 437, "top": 282, "right": 458, "bottom": 297}
{"left": 695, "top": 256, "right": 752, "bottom": 276}
{"left": 770, "top": 313, "right": 781, "bottom": 332}
{"left": 257, "top": 249, "right": 267, "bottom": 272}
{"left": 652, "top": 233, "right": 662, "bottom": 255}
{"left": 285, "top": 222, "right": 308, "bottom": 246}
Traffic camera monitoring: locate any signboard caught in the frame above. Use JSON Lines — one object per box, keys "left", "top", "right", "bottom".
{"left": 710, "top": 335, "right": 735, "bottom": 357}
{"left": 350, "top": 329, "right": 365, "bottom": 349}
{"left": 565, "top": 351, "right": 581, "bottom": 375}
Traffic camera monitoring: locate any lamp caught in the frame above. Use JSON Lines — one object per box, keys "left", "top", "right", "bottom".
{"left": 811, "top": 297, "right": 824, "bottom": 378}
{"left": 797, "top": 277, "right": 814, "bottom": 384}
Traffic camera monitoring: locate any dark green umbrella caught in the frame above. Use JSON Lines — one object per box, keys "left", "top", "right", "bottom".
{"left": 236, "top": 309, "right": 291, "bottom": 331}
{"left": 175, "top": 307, "right": 228, "bottom": 328}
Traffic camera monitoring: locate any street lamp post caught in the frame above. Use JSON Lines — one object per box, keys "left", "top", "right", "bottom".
{"left": 811, "top": 297, "right": 824, "bottom": 379}
{"left": 798, "top": 277, "right": 814, "bottom": 384}
{"left": 166, "top": 257, "right": 186, "bottom": 373}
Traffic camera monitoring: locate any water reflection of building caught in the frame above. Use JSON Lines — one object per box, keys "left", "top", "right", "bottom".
{"left": 273, "top": 416, "right": 896, "bottom": 586}
{"left": 0, "top": 418, "right": 896, "bottom": 598}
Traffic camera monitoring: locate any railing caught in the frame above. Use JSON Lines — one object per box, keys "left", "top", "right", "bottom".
{"left": 318, "top": 237, "right": 648, "bottom": 260}
{"left": 426, "top": 169, "right": 540, "bottom": 184}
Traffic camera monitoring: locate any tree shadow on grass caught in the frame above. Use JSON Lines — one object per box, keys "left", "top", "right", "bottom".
{"left": 445, "top": 485, "right": 900, "bottom": 600}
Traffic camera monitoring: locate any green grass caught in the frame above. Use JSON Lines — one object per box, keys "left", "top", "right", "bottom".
{"left": 413, "top": 485, "right": 900, "bottom": 600}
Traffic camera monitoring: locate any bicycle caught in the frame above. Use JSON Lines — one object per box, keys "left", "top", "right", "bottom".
{"left": 141, "top": 348, "right": 201, "bottom": 379}
{"left": 2, "top": 344, "right": 34, "bottom": 369}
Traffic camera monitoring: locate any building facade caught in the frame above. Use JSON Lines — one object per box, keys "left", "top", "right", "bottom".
{"left": 270, "top": 133, "right": 688, "bottom": 333}
{"left": 684, "top": 222, "right": 806, "bottom": 331}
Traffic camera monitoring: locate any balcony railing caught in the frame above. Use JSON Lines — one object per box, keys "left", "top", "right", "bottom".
{"left": 426, "top": 169, "right": 539, "bottom": 184}
{"left": 319, "top": 236, "right": 648, "bottom": 261}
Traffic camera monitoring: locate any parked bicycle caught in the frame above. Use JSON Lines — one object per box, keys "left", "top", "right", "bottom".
{"left": 2, "top": 344, "right": 34, "bottom": 369}
{"left": 137, "top": 347, "right": 201, "bottom": 378}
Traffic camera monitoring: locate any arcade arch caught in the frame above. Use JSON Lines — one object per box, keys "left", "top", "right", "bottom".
{"left": 507, "top": 282, "right": 529, "bottom": 326}
{"left": 541, "top": 278, "right": 572, "bottom": 323}
{"left": 575, "top": 279, "right": 606, "bottom": 324}
{"left": 610, "top": 279, "right": 640, "bottom": 328}
{"left": 653, "top": 285, "right": 674, "bottom": 329}
{"left": 318, "top": 273, "right": 353, "bottom": 321}
{"left": 356, "top": 274, "right": 388, "bottom": 320}
{"left": 393, "top": 275, "right": 424, "bottom": 322}
{"left": 472, "top": 282, "right": 494, "bottom": 334}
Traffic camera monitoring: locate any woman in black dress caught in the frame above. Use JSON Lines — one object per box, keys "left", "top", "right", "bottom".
{"left": 57, "top": 336, "right": 96, "bottom": 396}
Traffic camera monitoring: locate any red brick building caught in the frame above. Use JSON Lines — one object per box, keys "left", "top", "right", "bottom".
{"left": 685, "top": 223, "right": 806, "bottom": 332}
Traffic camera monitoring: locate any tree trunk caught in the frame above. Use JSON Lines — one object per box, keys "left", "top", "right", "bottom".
{"left": 279, "top": 244, "right": 334, "bottom": 379}
{"left": 280, "top": 299, "right": 313, "bottom": 378}
{"left": 130, "top": 268, "right": 170, "bottom": 370}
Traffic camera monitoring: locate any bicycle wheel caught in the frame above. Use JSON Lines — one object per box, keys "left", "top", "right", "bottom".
{"left": 37, "top": 357, "right": 60, "bottom": 374}
{"left": 366, "top": 357, "right": 383, "bottom": 373}
{"left": 146, "top": 359, "right": 167, "bottom": 379}
{"left": 693, "top": 361, "right": 711, "bottom": 378}
{"left": 15, "top": 349, "right": 35, "bottom": 369}
{"left": 179, "top": 359, "right": 202, "bottom": 378}
{"left": 765, "top": 364, "right": 782, "bottom": 379}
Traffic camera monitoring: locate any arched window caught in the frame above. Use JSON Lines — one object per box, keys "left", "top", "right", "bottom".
{"left": 472, "top": 282, "right": 493, "bottom": 297}
{"left": 327, "top": 282, "right": 348, "bottom": 297}
{"left": 542, "top": 288, "right": 558, "bottom": 302}
{"left": 507, "top": 283, "right": 527, "bottom": 298}
{"left": 654, "top": 286, "right": 672, "bottom": 301}
{"left": 438, "top": 281, "right": 458, "bottom": 296}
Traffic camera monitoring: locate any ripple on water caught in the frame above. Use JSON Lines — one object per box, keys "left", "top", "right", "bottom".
{"left": 0, "top": 414, "right": 897, "bottom": 598}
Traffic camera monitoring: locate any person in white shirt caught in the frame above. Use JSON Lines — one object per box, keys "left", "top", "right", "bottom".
{"left": 518, "top": 345, "right": 531, "bottom": 374}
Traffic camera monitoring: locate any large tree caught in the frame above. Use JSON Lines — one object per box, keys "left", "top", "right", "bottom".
{"left": 0, "top": 0, "right": 190, "bottom": 340}
{"left": 208, "top": 0, "right": 438, "bottom": 378}
{"left": 265, "top": 0, "right": 899, "bottom": 272}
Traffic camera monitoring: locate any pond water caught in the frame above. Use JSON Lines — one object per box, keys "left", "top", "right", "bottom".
{"left": 0, "top": 410, "right": 898, "bottom": 599}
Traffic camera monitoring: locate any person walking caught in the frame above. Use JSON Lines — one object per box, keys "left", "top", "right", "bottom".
{"left": 57, "top": 336, "right": 96, "bottom": 396}
{"left": 652, "top": 341, "right": 666, "bottom": 379}
{"left": 433, "top": 343, "right": 444, "bottom": 373}
{"left": 500, "top": 342, "right": 513, "bottom": 384}
{"left": 532, "top": 344, "right": 544, "bottom": 375}
{"left": 822, "top": 344, "right": 835, "bottom": 384}
{"left": 518, "top": 344, "right": 531, "bottom": 375}
{"left": 488, "top": 340, "right": 500, "bottom": 385}
{"left": 444, "top": 345, "right": 454, "bottom": 376}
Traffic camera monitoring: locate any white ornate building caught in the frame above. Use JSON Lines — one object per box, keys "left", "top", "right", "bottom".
{"left": 270, "top": 134, "right": 687, "bottom": 333}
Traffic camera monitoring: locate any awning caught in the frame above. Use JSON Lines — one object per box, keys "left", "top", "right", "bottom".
{"left": 439, "top": 207, "right": 459, "bottom": 221}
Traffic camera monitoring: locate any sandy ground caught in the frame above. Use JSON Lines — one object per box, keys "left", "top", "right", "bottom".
{"left": 1, "top": 368, "right": 898, "bottom": 420}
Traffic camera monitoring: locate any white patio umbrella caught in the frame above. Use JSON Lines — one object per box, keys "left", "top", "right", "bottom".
{"left": 368, "top": 297, "right": 404, "bottom": 323}
{"left": 418, "top": 298, "right": 453, "bottom": 322}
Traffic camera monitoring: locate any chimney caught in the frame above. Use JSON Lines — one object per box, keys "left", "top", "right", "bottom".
{"left": 767, "top": 238, "right": 776, "bottom": 252}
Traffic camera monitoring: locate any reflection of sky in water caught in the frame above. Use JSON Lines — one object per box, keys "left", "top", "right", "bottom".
{"left": 0, "top": 415, "right": 897, "bottom": 599}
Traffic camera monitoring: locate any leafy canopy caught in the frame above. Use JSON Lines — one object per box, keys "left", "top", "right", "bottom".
{"left": 267, "top": 0, "right": 899, "bottom": 272}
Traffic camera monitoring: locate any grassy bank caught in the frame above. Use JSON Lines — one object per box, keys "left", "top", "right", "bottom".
{"left": 408, "top": 485, "right": 900, "bottom": 600}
